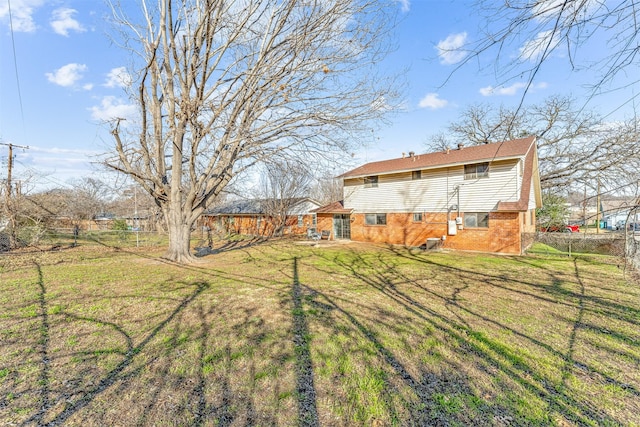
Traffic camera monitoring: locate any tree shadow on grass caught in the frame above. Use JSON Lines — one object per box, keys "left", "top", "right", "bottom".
{"left": 292, "top": 255, "right": 498, "bottom": 425}
{"left": 19, "top": 276, "right": 209, "bottom": 426}
{"left": 194, "top": 236, "right": 269, "bottom": 257}
{"left": 291, "top": 257, "right": 319, "bottom": 427}
{"left": 308, "top": 247, "right": 632, "bottom": 425}
{"left": 32, "top": 262, "right": 51, "bottom": 426}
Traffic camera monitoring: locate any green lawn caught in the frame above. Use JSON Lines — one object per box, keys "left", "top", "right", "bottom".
{"left": 1, "top": 239, "right": 638, "bottom": 426}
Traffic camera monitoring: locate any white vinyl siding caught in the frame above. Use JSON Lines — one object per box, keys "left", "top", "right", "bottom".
{"left": 344, "top": 159, "right": 521, "bottom": 213}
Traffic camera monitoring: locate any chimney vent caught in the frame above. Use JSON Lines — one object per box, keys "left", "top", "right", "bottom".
{"left": 401, "top": 152, "right": 406, "bottom": 158}
{"left": 408, "top": 151, "right": 415, "bottom": 157}
{"left": 457, "top": 143, "right": 464, "bottom": 150}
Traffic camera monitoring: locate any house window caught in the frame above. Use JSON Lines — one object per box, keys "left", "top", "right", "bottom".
{"left": 412, "top": 170, "right": 421, "bottom": 180}
{"left": 312, "top": 213, "right": 317, "bottom": 227}
{"left": 464, "top": 162, "right": 489, "bottom": 179}
{"left": 365, "top": 213, "right": 387, "bottom": 225}
{"left": 413, "top": 212, "right": 423, "bottom": 222}
{"left": 364, "top": 176, "right": 378, "bottom": 188}
{"left": 464, "top": 212, "right": 489, "bottom": 228}
{"left": 297, "top": 215, "right": 303, "bottom": 227}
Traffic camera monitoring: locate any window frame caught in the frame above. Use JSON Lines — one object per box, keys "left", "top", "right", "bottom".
{"left": 297, "top": 215, "right": 304, "bottom": 227}
{"left": 464, "top": 162, "right": 490, "bottom": 180}
{"left": 365, "top": 213, "right": 387, "bottom": 226}
{"left": 413, "top": 212, "right": 423, "bottom": 222}
{"left": 464, "top": 212, "right": 489, "bottom": 228}
{"left": 364, "top": 175, "right": 378, "bottom": 188}
{"left": 412, "top": 170, "right": 422, "bottom": 180}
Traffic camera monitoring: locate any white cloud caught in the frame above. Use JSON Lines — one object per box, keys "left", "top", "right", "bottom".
{"left": 418, "top": 93, "right": 448, "bottom": 109}
{"left": 395, "top": 0, "right": 410, "bottom": 13}
{"left": 436, "top": 32, "right": 468, "bottom": 65}
{"left": 104, "top": 67, "right": 133, "bottom": 88}
{"left": 0, "top": 0, "right": 45, "bottom": 32}
{"left": 50, "top": 8, "right": 85, "bottom": 36}
{"left": 479, "top": 82, "right": 548, "bottom": 96}
{"left": 45, "top": 63, "right": 88, "bottom": 87}
{"left": 90, "top": 96, "right": 137, "bottom": 122}
{"left": 30, "top": 146, "right": 99, "bottom": 156}
{"left": 519, "top": 30, "right": 560, "bottom": 62}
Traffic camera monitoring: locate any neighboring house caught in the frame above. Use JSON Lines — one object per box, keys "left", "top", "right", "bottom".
{"left": 313, "top": 136, "right": 542, "bottom": 254}
{"left": 601, "top": 199, "right": 639, "bottom": 229}
{"left": 200, "top": 198, "right": 321, "bottom": 237}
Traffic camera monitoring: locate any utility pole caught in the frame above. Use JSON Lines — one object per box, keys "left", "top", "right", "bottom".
{"left": 1, "top": 142, "right": 30, "bottom": 248}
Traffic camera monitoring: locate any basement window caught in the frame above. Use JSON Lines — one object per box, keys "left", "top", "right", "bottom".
{"left": 364, "top": 176, "right": 378, "bottom": 188}
{"left": 464, "top": 162, "right": 489, "bottom": 180}
{"left": 365, "top": 213, "right": 387, "bottom": 226}
{"left": 464, "top": 212, "right": 489, "bottom": 228}
{"left": 413, "top": 212, "right": 423, "bottom": 222}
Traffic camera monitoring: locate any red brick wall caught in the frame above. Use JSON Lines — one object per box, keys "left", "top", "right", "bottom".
{"left": 200, "top": 214, "right": 315, "bottom": 237}
{"left": 316, "top": 214, "right": 334, "bottom": 239}
{"left": 349, "top": 213, "right": 448, "bottom": 247}
{"left": 346, "top": 211, "right": 523, "bottom": 254}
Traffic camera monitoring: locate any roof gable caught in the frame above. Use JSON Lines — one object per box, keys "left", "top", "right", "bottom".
{"left": 340, "top": 136, "right": 536, "bottom": 178}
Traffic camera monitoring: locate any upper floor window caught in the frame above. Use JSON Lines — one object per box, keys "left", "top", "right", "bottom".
{"left": 364, "top": 176, "right": 378, "bottom": 188}
{"left": 464, "top": 212, "right": 489, "bottom": 228}
{"left": 464, "top": 162, "right": 489, "bottom": 180}
{"left": 365, "top": 213, "right": 387, "bottom": 225}
{"left": 412, "top": 170, "right": 421, "bottom": 180}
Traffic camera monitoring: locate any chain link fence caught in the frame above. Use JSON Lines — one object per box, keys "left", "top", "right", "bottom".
{"left": 0, "top": 227, "right": 169, "bottom": 251}
{"left": 526, "top": 226, "right": 639, "bottom": 279}
{"left": 527, "top": 232, "right": 626, "bottom": 257}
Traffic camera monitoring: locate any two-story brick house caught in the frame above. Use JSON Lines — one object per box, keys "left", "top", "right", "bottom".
{"left": 313, "top": 136, "right": 542, "bottom": 254}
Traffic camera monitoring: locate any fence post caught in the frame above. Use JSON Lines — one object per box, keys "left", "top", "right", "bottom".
{"left": 568, "top": 239, "right": 572, "bottom": 258}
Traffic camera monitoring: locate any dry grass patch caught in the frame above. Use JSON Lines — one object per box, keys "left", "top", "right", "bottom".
{"left": 0, "top": 240, "right": 638, "bottom": 426}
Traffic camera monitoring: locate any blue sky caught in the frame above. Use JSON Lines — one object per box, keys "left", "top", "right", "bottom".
{"left": 0, "top": 0, "right": 634, "bottom": 191}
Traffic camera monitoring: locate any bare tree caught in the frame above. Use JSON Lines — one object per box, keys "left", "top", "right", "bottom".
{"left": 309, "top": 174, "right": 344, "bottom": 205}
{"left": 426, "top": 96, "right": 640, "bottom": 193}
{"left": 257, "top": 158, "right": 313, "bottom": 236}
{"left": 67, "top": 178, "right": 109, "bottom": 220}
{"left": 459, "top": 0, "right": 640, "bottom": 112}
{"left": 105, "top": 0, "right": 399, "bottom": 262}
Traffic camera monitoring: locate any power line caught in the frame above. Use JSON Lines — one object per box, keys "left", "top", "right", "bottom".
{"left": 6, "top": 0, "right": 27, "bottom": 132}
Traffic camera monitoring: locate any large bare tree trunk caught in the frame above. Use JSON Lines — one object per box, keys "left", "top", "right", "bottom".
{"left": 165, "top": 210, "right": 194, "bottom": 263}
{"left": 105, "top": 0, "right": 399, "bottom": 263}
